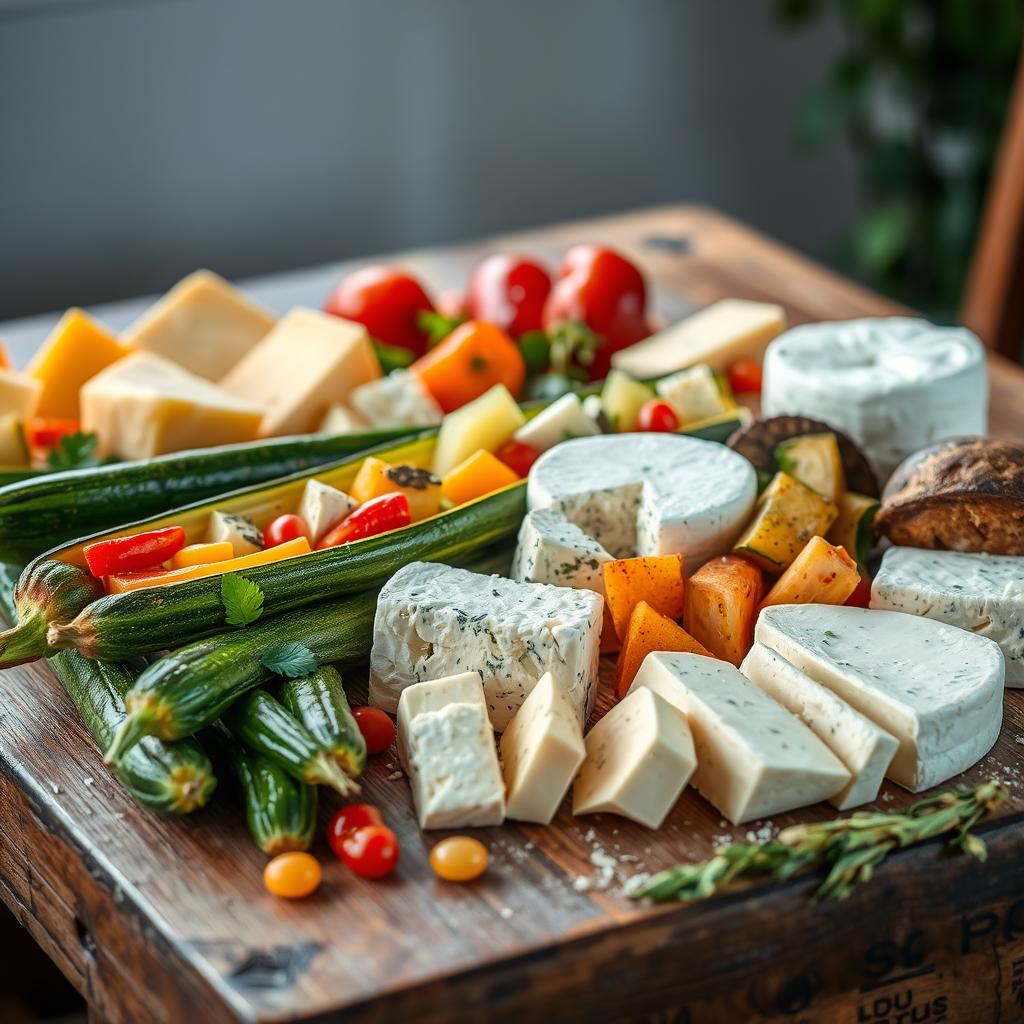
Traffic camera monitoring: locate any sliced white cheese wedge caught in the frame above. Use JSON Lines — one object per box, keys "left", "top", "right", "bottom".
{"left": 511, "top": 507, "right": 612, "bottom": 595}
{"left": 499, "top": 672, "right": 585, "bottom": 824}
{"left": 319, "top": 404, "right": 367, "bottom": 434}
{"left": 573, "top": 686, "right": 695, "bottom": 829}
{"left": 298, "top": 479, "right": 357, "bottom": 543}
{"left": 762, "top": 318, "right": 987, "bottom": 479}
{"left": 629, "top": 652, "right": 850, "bottom": 823}
{"left": 349, "top": 371, "right": 443, "bottom": 428}
{"left": 512, "top": 393, "right": 601, "bottom": 453}
{"left": 527, "top": 433, "right": 756, "bottom": 571}
{"left": 655, "top": 365, "right": 727, "bottom": 424}
{"left": 755, "top": 604, "right": 1004, "bottom": 792}
{"left": 872, "top": 547, "right": 1024, "bottom": 687}
{"left": 205, "top": 510, "right": 264, "bottom": 556}
{"left": 740, "top": 642, "right": 898, "bottom": 809}
{"left": 369, "top": 561, "right": 603, "bottom": 730}
{"left": 396, "top": 671, "right": 489, "bottom": 772}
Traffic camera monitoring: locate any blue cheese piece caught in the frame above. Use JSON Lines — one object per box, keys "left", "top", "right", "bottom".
{"left": 511, "top": 508, "right": 612, "bottom": 595}
{"left": 369, "top": 561, "right": 603, "bottom": 730}
{"left": 655, "top": 365, "right": 727, "bottom": 424}
{"left": 871, "top": 547, "right": 1024, "bottom": 687}
{"left": 572, "top": 686, "right": 695, "bottom": 828}
{"left": 349, "top": 370, "right": 443, "bottom": 428}
{"left": 755, "top": 604, "right": 1005, "bottom": 792}
{"left": 499, "top": 672, "right": 585, "bottom": 823}
{"left": 205, "top": 510, "right": 263, "bottom": 556}
{"left": 298, "top": 478, "right": 357, "bottom": 543}
{"left": 629, "top": 652, "right": 851, "bottom": 823}
{"left": 527, "top": 433, "right": 756, "bottom": 572}
{"left": 740, "top": 642, "right": 898, "bottom": 809}
{"left": 512, "top": 393, "right": 600, "bottom": 453}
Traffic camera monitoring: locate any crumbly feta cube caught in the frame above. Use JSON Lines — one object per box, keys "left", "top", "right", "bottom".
{"left": 298, "top": 479, "right": 357, "bottom": 543}
{"left": 349, "top": 371, "right": 443, "bottom": 428}
{"left": 511, "top": 508, "right": 612, "bottom": 595}
{"left": 206, "top": 510, "right": 263, "bottom": 556}
{"left": 512, "top": 393, "right": 600, "bottom": 453}
{"left": 655, "top": 364, "right": 727, "bottom": 423}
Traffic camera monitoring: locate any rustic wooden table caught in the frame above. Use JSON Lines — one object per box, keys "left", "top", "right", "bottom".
{"left": 2, "top": 205, "right": 1024, "bottom": 1024}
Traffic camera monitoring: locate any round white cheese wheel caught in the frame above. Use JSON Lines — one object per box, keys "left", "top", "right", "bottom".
{"left": 527, "top": 433, "right": 757, "bottom": 574}
{"left": 762, "top": 318, "right": 987, "bottom": 480}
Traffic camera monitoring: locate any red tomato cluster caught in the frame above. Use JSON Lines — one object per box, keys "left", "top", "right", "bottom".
{"left": 327, "top": 803, "right": 399, "bottom": 879}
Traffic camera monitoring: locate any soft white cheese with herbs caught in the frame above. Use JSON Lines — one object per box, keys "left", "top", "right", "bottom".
{"left": 655, "top": 365, "right": 727, "bottom": 424}
{"left": 871, "top": 547, "right": 1024, "bottom": 687}
{"left": 740, "top": 642, "right": 898, "bottom": 809}
{"left": 572, "top": 686, "right": 696, "bottom": 829}
{"left": 298, "top": 479, "right": 357, "bottom": 543}
{"left": 511, "top": 508, "right": 612, "bottom": 595}
{"left": 755, "top": 604, "right": 1004, "bottom": 791}
{"left": 348, "top": 370, "right": 443, "bottom": 428}
{"left": 629, "top": 653, "right": 850, "bottom": 823}
{"left": 499, "top": 672, "right": 586, "bottom": 824}
{"left": 527, "top": 433, "right": 756, "bottom": 571}
{"left": 396, "top": 671, "right": 488, "bottom": 772}
{"left": 762, "top": 318, "right": 987, "bottom": 479}
{"left": 205, "top": 510, "right": 263, "bottom": 556}
{"left": 512, "top": 392, "right": 600, "bottom": 453}
{"left": 369, "top": 561, "right": 603, "bottom": 730}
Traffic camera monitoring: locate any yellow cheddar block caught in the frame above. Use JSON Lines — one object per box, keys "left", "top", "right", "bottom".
{"left": 0, "top": 369, "right": 41, "bottom": 421}
{"left": 81, "top": 352, "right": 263, "bottom": 459}
{"left": 27, "top": 308, "right": 131, "bottom": 419}
{"left": 221, "top": 308, "right": 381, "bottom": 437}
{"left": 170, "top": 541, "right": 234, "bottom": 569}
{"left": 108, "top": 536, "right": 310, "bottom": 593}
{"left": 124, "top": 270, "right": 276, "bottom": 380}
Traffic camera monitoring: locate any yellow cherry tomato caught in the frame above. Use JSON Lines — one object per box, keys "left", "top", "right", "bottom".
{"left": 263, "top": 852, "right": 322, "bottom": 899}
{"left": 430, "top": 836, "right": 489, "bottom": 882}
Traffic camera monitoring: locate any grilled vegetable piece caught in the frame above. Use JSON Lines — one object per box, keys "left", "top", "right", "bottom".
{"left": 684, "top": 554, "right": 764, "bottom": 666}
{"left": 208, "top": 727, "right": 317, "bottom": 855}
{"left": 49, "top": 480, "right": 525, "bottom": 660}
{"left": 826, "top": 492, "right": 879, "bottom": 568}
{"left": 774, "top": 432, "right": 845, "bottom": 503}
{"left": 759, "top": 536, "right": 860, "bottom": 608}
{"left": 727, "top": 415, "right": 879, "bottom": 498}
{"left": 223, "top": 689, "right": 357, "bottom": 796}
{"left": 279, "top": 667, "right": 367, "bottom": 779}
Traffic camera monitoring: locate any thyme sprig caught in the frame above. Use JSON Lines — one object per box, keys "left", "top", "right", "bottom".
{"left": 632, "top": 781, "right": 1007, "bottom": 904}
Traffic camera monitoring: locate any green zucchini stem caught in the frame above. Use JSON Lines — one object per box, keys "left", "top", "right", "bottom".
{"left": 104, "top": 708, "right": 156, "bottom": 764}
{"left": 308, "top": 752, "right": 360, "bottom": 797}
{"left": 0, "top": 612, "right": 50, "bottom": 668}
{"left": 46, "top": 619, "right": 96, "bottom": 657}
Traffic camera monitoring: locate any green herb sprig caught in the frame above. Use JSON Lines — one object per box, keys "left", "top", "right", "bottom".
{"left": 632, "top": 782, "right": 1007, "bottom": 904}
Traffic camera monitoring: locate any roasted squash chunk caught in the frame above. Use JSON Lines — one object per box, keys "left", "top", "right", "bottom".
{"left": 603, "top": 554, "right": 686, "bottom": 640}
{"left": 684, "top": 554, "right": 763, "bottom": 666}
{"left": 614, "top": 600, "right": 712, "bottom": 698}
{"left": 760, "top": 535, "right": 860, "bottom": 609}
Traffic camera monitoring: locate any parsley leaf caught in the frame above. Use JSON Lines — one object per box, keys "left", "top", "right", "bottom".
{"left": 47, "top": 432, "right": 106, "bottom": 471}
{"left": 221, "top": 574, "right": 264, "bottom": 627}
{"left": 261, "top": 642, "right": 317, "bottom": 678}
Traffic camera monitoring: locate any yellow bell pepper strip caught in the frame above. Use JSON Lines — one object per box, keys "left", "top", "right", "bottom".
{"left": 170, "top": 541, "right": 234, "bottom": 570}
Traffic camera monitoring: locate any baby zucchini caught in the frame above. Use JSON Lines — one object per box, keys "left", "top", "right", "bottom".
{"left": 279, "top": 666, "right": 367, "bottom": 779}
{"left": 223, "top": 689, "right": 357, "bottom": 796}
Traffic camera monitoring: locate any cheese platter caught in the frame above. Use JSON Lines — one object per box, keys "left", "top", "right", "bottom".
{"left": 2, "top": 205, "right": 1024, "bottom": 1024}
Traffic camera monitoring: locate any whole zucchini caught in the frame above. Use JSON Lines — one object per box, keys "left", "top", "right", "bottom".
{"left": 51, "top": 479, "right": 525, "bottom": 661}
{"left": 0, "top": 427, "right": 417, "bottom": 564}
{"left": 279, "top": 667, "right": 366, "bottom": 778}
{"left": 207, "top": 727, "right": 317, "bottom": 855}
{"left": 223, "top": 688, "right": 357, "bottom": 796}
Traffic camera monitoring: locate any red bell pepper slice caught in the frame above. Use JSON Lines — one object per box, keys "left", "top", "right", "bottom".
{"left": 83, "top": 526, "right": 187, "bottom": 578}
{"left": 28, "top": 418, "right": 81, "bottom": 449}
{"left": 317, "top": 493, "right": 411, "bottom": 549}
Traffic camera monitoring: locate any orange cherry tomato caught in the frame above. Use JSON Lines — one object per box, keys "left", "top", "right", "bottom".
{"left": 263, "top": 514, "right": 310, "bottom": 548}
{"left": 351, "top": 706, "right": 395, "bottom": 755}
{"left": 263, "top": 851, "right": 322, "bottom": 899}
{"left": 636, "top": 399, "right": 680, "bottom": 433}
{"left": 411, "top": 320, "right": 525, "bottom": 413}
{"left": 728, "top": 358, "right": 764, "bottom": 395}
{"left": 327, "top": 803, "right": 384, "bottom": 859}
{"left": 495, "top": 439, "right": 540, "bottom": 477}
{"left": 430, "top": 836, "right": 489, "bottom": 882}
{"left": 339, "top": 824, "right": 400, "bottom": 879}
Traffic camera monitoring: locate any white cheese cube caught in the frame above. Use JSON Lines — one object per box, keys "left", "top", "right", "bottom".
{"left": 629, "top": 653, "right": 850, "bottom": 823}
{"left": 0, "top": 370, "right": 41, "bottom": 421}
{"left": 755, "top": 604, "right": 1004, "bottom": 792}
{"left": 298, "top": 479, "right": 357, "bottom": 543}
{"left": 402, "top": 701, "right": 505, "bottom": 829}
{"left": 655, "top": 365, "right": 727, "bottom": 424}
{"left": 512, "top": 393, "right": 600, "bottom": 453}
{"left": 740, "top": 642, "right": 898, "bottom": 809}
{"left": 871, "top": 547, "right": 1024, "bottom": 687}
{"left": 573, "top": 686, "right": 695, "bottom": 829}
{"left": 581, "top": 394, "right": 604, "bottom": 425}
{"left": 396, "top": 671, "right": 489, "bottom": 771}
{"left": 499, "top": 672, "right": 585, "bottom": 824}
{"left": 349, "top": 371, "right": 443, "bottom": 428}
{"left": 206, "top": 510, "right": 264, "bottom": 556}
{"left": 511, "top": 508, "right": 612, "bottom": 595}
{"left": 319, "top": 404, "right": 367, "bottom": 434}
{"left": 369, "top": 561, "right": 603, "bottom": 730}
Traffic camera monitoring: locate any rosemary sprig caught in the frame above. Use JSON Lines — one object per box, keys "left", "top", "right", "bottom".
{"left": 632, "top": 781, "right": 1007, "bottom": 904}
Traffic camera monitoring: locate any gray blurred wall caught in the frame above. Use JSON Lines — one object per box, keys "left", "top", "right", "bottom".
{"left": 0, "top": 0, "right": 857, "bottom": 320}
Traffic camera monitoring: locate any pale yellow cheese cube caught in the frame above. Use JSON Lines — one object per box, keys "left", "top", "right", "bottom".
{"left": 0, "top": 369, "right": 42, "bottom": 421}
{"left": 220, "top": 308, "right": 381, "bottom": 437}
{"left": 125, "top": 270, "right": 276, "bottom": 380}
{"left": 81, "top": 352, "right": 263, "bottom": 459}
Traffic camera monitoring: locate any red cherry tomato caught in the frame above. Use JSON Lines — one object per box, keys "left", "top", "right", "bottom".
{"left": 83, "top": 526, "right": 187, "bottom": 578}
{"left": 27, "top": 418, "right": 80, "bottom": 449}
{"left": 339, "top": 824, "right": 400, "bottom": 879}
{"left": 845, "top": 577, "right": 871, "bottom": 608}
{"left": 324, "top": 266, "right": 435, "bottom": 356}
{"left": 327, "top": 803, "right": 384, "bottom": 859}
{"left": 467, "top": 254, "right": 551, "bottom": 337}
{"left": 636, "top": 399, "right": 680, "bottom": 433}
{"left": 495, "top": 439, "right": 541, "bottom": 476}
{"left": 317, "top": 493, "right": 411, "bottom": 548}
{"left": 728, "top": 358, "right": 764, "bottom": 395}
{"left": 263, "top": 514, "right": 310, "bottom": 548}
{"left": 542, "top": 245, "right": 650, "bottom": 380}
{"left": 351, "top": 706, "right": 395, "bottom": 754}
